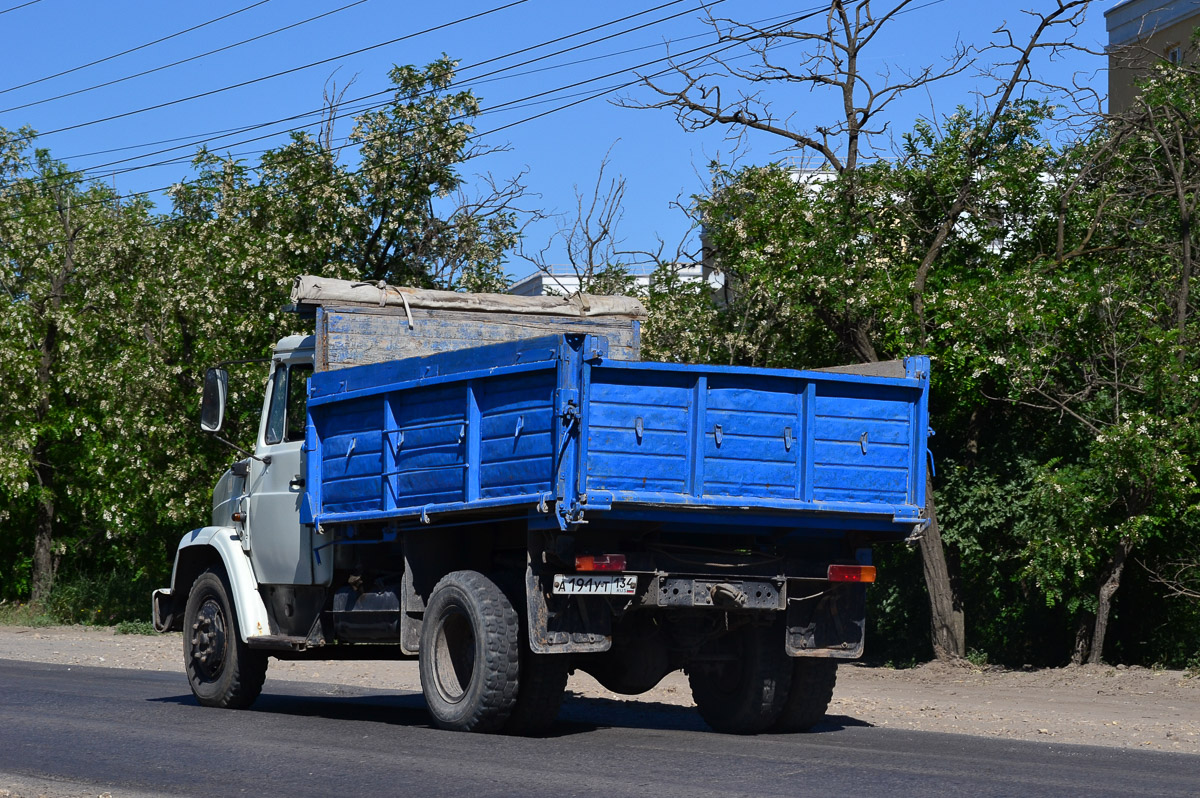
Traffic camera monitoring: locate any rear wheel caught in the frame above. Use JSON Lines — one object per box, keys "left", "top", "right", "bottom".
{"left": 771, "top": 658, "right": 838, "bottom": 732}
{"left": 504, "top": 648, "right": 569, "bottom": 735}
{"left": 419, "top": 570, "right": 519, "bottom": 732}
{"left": 183, "top": 568, "right": 267, "bottom": 709}
{"left": 490, "top": 570, "right": 569, "bottom": 735}
{"left": 688, "top": 623, "right": 792, "bottom": 734}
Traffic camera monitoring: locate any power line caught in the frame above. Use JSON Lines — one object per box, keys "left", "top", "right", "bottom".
{"left": 24, "top": 0, "right": 716, "bottom": 187}
{"left": 55, "top": 79, "right": 641, "bottom": 186}
{"left": 12, "top": 0, "right": 532, "bottom": 144}
{"left": 55, "top": 0, "right": 696, "bottom": 165}
{"left": 4, "top": 0, "right": 948, "bottom": 211}
{"left": 895, "top": 0, "right": 951, "bottom": 16}
{"left": 0, "top": 0, "right": 44, "bottom": 16}
{"left": 3, "top": 4, "right": 822, "bottom": 217}
{"left": 0, "top": 1, "right": 272, "bottom": 97}
{"left": 35, "top": 2, "right": 736, "bottom": 190}
{"left": 0, "top": 0, "right": 371, "bottom": 116}
{"left": 60, "top": 123, "right": 277, "bottom": 162}
{"left": 465, "top": 9, "right": 802, "bottom": 91}
{"left": 3, "top": 8, "right": 816, "bottom": 233}
{"left": 215, "top": 22, "right": 813, "bottom": 174}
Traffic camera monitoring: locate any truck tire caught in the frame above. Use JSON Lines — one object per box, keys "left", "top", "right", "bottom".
{"left": 183, "top": 568, "right": 268, "bottom": 709}
{"left": 419, "top": 570, "right": 520, "bottom": 732}
{"left": 688, "top": 623, "right": 792, "bottom": 735}
{"left": 771, "top": 658, "right": 838, "bottom": 732}
{"left": 489, "top": 570, "right": 567, "bottom": 735}
{"left": 504, "top": 648, "right": 569, "bottom": 735}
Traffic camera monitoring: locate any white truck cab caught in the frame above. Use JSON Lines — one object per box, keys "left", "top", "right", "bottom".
{"left": 235, "top": 336, "right": 330, "bottom": 587}
{"left": 152, "top": 335, "right": 325, "bottom": 709}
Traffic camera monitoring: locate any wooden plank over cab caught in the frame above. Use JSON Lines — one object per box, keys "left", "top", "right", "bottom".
{"left": 288, "top": 275, "right": 645, "bottom": 371}
{"left": 317, "top": 305, "right": 641, "bottom": 369}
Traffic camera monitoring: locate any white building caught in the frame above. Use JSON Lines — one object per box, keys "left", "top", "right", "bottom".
{"left": 509, "top": 263, "right": 723, "bottom": 297}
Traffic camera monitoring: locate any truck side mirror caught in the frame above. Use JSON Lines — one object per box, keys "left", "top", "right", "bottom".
{"left": 200, "top": 368, "right": 229, "bottom": 432}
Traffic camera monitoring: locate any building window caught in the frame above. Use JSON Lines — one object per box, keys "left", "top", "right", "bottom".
{"left": 1167, "top": 44, "right": 1183, "bottom": 65}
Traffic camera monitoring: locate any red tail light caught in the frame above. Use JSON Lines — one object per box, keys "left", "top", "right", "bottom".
{"left": 575, "top": 554, "right": 626, "bottom": 572}
{"left": 828, "top": 564, "right": 876, "bottom": 583}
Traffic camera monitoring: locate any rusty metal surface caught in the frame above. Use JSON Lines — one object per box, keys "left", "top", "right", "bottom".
{"left": 654, "top": 576, "right": 786, "bottom": 610}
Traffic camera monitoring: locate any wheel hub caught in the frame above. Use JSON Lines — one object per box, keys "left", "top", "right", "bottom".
{"left": 190, "top": 598, "right": 227, "bottom": 680}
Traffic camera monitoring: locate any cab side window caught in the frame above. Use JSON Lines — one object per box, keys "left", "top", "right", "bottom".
{"left": 264, "top": 364, "right": 288, "bottom": 445}
{"left": 264, "top": 363, "right": 311, "bottom": 445}
{"left": 285, "top": 364, "right": 312, "bottom": 443}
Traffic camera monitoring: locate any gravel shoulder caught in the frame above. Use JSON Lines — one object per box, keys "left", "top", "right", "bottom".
{"left": 3, "top": 624, "right": 1199, "bottom": 756}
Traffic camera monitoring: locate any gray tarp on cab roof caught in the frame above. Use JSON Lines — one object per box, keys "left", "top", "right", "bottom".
{"left": 290, "top": 275, "right": 646, "bottom": 319}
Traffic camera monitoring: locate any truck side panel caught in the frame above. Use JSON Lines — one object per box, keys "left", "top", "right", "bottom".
{"left": 390, "top": 382, "right": 470, "bottom": 507}
{"left": 317, "top": 395, "right": 387, "bottom": 516}
{"left": 585, "top": 369, "right": 692, "bottom": 495}
{"left": 477, "top": 370, "right": 557, "bottom": 499}
{"left": 811, "top": 382, "right": 920, "bottom": 505}
{"left": 305, "top": 334, "right": 930, "bottom": 536}
{"left": 704, "top": 376, "right": 802, "bottom": 500}
{"left": 306, "top": 336, "right": 573, "bottom": 524}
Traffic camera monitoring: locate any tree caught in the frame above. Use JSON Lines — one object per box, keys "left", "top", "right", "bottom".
{"left": 626, "top": 0, "right": 1095, "bottom": 660}
{"left": 153, "top": 56, "right": 538, "bottom": 461}
{"left": 0, "top": 128, "right": 160, "bottom": 602}
{"left": 168, "top": 57, "right": 531, "bottom": 300}
{"left": 0, "top": 58, "right": 535, "bottom": 611}
{"left": 977, "top": 54, "right": 1200, "bottom": 664}
{"left": 520, "top": 148, "right": 640, "bottom": 297}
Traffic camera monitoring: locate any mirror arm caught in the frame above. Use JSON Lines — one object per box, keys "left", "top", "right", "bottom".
{"left": 208, "top": 433, "right": 272, "bottom": 465}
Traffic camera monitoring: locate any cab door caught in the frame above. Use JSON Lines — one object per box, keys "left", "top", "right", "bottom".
{"left": 246, "top": 358, "right": 314, "bottom": 585}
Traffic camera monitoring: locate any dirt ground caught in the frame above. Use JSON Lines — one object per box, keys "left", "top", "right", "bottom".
{"left": 3, "top": 623, "right": 1199, "bottom": 762}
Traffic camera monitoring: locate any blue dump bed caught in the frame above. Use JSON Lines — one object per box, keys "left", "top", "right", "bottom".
{"left": 303, "top": 334, "right": 930, "bottom": 536}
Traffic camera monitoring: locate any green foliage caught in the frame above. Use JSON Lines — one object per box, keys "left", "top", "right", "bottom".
{"left": 114, "top": 620, "right": 157, "bottom": 635}
{"left": 965, "top": 648, "right": 990, "bottom": 668}
{"left": 0, "top": 566, "right": 152, "bottom": 627}
{"left": 642, "top": 262, "right": 726, "bottom": 364}
{"left": 661, "top": 82, "right": 1200, "bottom": 665}
{"left": 864, "top": 542, "right": 933, "bottom": 665}
{"left": 3, "top": 46, "right": 1200, "bottom": 668}
{"left": 42, "top": 567, "right": 155, "bottom": 626}
{"left": 1019, "top": 420, "right": 1196, "bottom": 611}
{"left": 0, "top": 601, "right": 55, "bottom": 627}
{"left": 0, "top": 127, "right": 163, "bottom": 603}
{"left": 0, "top": 58, "right": 528, "bottom": 622}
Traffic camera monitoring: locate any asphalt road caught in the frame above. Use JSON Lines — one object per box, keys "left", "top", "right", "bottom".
{"left": 3, "top": 659, "right": 1198, "bottom": 798}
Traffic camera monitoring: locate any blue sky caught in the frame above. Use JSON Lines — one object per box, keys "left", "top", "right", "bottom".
{"left": 0, "top": 1, "right": 1113, "bottom": 279}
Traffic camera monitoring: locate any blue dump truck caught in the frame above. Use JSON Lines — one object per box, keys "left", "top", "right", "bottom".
{"left": 154, "top": 276, "right": 931, "bottom": 735}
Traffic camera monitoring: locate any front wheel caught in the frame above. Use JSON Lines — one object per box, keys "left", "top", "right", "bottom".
{"left": 419, "top": 570, "right": 520, "bottom": 732}
{"left": 183, "top": 568, "right": 267, "bottom": 709}
{"left": 689, "top": 623, "right": 792, "bottom": 735}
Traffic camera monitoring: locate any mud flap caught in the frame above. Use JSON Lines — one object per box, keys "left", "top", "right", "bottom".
{"left": 525, "top": 563, "right": 613, "bottom": 654}
{"left": 785, "top": 582, "right": 866, "bottom": 658}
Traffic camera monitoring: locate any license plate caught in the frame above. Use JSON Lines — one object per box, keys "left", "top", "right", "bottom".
{"left": 552, "top": 574, "right": 637, "bottom": 595}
